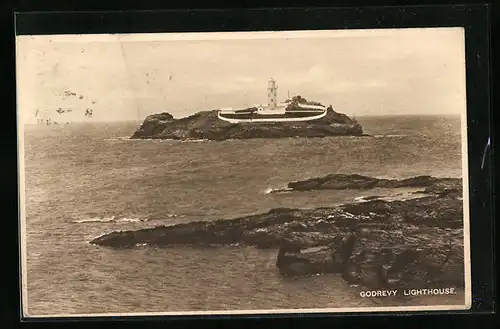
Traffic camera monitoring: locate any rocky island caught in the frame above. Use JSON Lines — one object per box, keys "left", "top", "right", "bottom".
{"left": 131, "top": 103, "right": 364, "bottom": 141}
{"left": 90, "top": 175, "right": 464, "bottom": 291}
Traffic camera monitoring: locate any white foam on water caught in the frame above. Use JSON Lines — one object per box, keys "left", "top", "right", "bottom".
{"left": 353, "top": 195, "right": 383, "bottom": 203}
{"left": 180, "top": 139, "right": 209, "bottom": 143}
{"left": 263, "top": 187, "right": 274, "bottom": 194}
{"left": 115, "top": 218, "right": 143, "bottom": 223}
{"left": 372, "top": 134, "right": 409, "bottom": 138}
{"left": 376, "top": 192, "right": 428, "bottom": 202}
{"left": 105, "top": 137, "right": 179, "bottom": 142}
{"left": 104, "top": 137, "right": 135, "bottom": 141}
{"left": 71, "top": 213, "right": 179, "bottom": 224}
{"left": 263, "top": 186, "right": 292, "bottom": 194}
{"left": 72, "top": 216, "right": 116, "bottom": 223}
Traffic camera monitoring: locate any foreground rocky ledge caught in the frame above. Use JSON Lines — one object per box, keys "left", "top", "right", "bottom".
{"left": 131, "top": 106, "right": 363, "bottom": 140}
{"left": 90, "top": 176, "right": 464, "bottom": 290}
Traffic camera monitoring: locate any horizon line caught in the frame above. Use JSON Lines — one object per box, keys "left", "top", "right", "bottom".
{"left": 21, "top": 112, "right": 461, "bottom": 125}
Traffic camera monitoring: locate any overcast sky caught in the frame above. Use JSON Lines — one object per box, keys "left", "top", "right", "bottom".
{"left": 16, "top": 28, "right": 466, "bottom": 123}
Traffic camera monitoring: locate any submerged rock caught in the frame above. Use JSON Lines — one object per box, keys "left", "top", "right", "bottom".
{"left": 90, "top": 176, "right": 464, "bottom": 290}
{"left": 131, "top": 106, "right": 363, "bottom": 140}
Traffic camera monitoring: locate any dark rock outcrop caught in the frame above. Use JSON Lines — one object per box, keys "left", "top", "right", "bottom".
{"left": 131, "top": 112, "right": 174, "bottom": 137}
{"left": 131, "top": 106, "right": 363, "bottom": 140}
{"left": 286, "top": 174, "right": 461, "bottom": 192}
{"left": 90, "top": 176, "right": 464, "bottom": 290}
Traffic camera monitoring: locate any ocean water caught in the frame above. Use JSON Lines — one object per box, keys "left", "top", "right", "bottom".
{"left": 21, "top": 115, "right": 465, "bottom": 316}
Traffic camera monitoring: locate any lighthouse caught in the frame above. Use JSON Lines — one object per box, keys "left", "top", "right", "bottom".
{"left": 217, "top": 78, "right": 328, "bottom": 123}
{"left": 267, "top": 78, "right": 278, "bottom": 110}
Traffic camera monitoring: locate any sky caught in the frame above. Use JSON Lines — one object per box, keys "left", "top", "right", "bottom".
{"left": 16, "top": 28, "right": 466, "bottom": 123}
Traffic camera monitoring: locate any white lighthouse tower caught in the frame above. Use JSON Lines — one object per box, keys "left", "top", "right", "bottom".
{"left": 267, "top": 78, "right": 278, "bottom": 110}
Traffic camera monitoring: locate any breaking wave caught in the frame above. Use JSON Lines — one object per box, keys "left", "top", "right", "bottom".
{"left": 105, "top": 137, "right": 178, "bottom": 142}
{"left": 72, "top": 216, "right": 117, "bottom": 223}
{"left": 180, "top": 139, "right": 209, "bottom": 143}
{"left": 71, "top": 213, "right": 178, "bottom": 224}
{"left": 354, "top": 191, "right": 428, "bottom": 203}
{"left": 104, "top": 137, "right": 133, "bottom": 141}
{"left": 263, "top": 186, "right": 292, "bottom": 195}
{"left": 71, "top": 216, "right": 144, "bottom": 223}
{"left": 372, "top": 134, "right": 409, "bottom": 138}
{"left": 353, "top": 195, "right": 381, "bottom": 202}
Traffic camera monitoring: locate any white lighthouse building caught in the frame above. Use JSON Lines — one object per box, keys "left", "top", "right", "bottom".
{"left": 216, "top": 78, "right": 328, "bottom": 123}
{"left": 267, "top": 78, "right": 278, "bottom": 110}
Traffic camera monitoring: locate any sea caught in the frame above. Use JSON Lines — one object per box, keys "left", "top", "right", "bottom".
{"left": 21, "top": 115, "right": 466, "bottom": 316}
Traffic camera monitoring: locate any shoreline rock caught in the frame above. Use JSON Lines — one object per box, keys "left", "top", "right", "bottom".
{"left": 131, "top": 106, "right": 363, "bottom": 140}
{"left": 90, "top": 175, "right": 464, "bottom": 290}
{"left": 286, "top": 174, "right": 462, "bottom": 194}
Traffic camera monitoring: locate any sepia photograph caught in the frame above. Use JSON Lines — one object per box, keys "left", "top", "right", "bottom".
{"left": 16, "top": 28, "right": 471, "bottom": 317}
